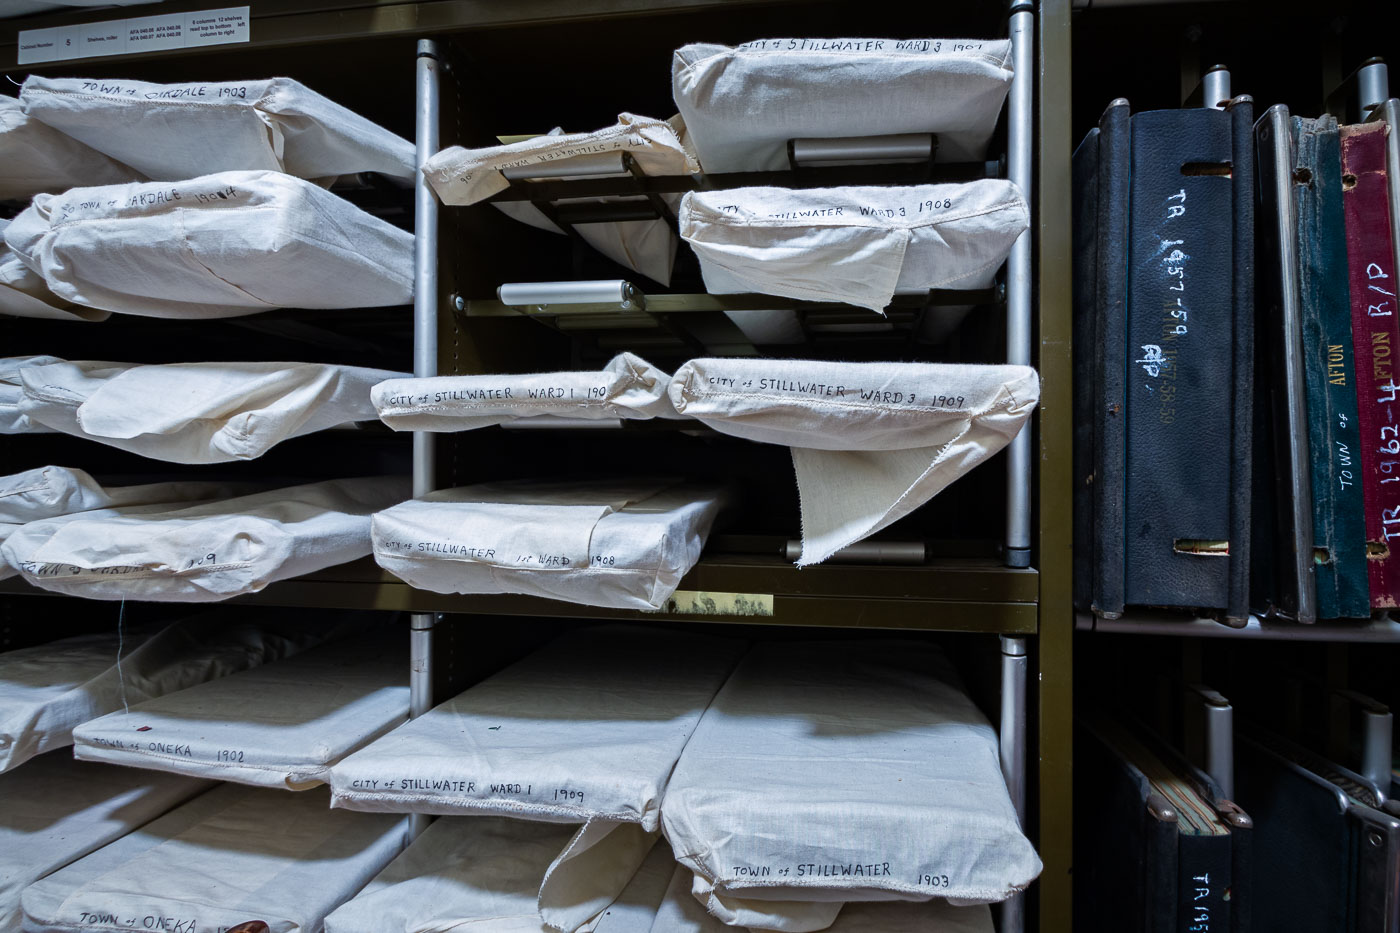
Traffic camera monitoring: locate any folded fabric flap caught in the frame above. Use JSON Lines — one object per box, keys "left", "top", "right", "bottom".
{"left": 424, "top": 113, "right": 696, "bottom": 206}
{"left": 263, "top": 80, "right": 415, "bottom": 180}
{"left": 0, "top": 95, "right": 143, "bottom": 200}
{"left": 654, "top": 865, "right": 996, "bottom": 933}
{"left": 691, "top": 871, "right": 844, "bottom": 933}
{"left": 0, "top": 464, "right": 247, "bottom": 523}
{"left": 539, "top": 821, "right": 660, "bottom": 933}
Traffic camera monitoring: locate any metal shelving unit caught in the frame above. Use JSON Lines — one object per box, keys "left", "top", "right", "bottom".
{"left": 0, "top": 3, "right": 1077, "bottom": 931}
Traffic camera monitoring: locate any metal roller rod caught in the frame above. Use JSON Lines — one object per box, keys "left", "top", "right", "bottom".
{"left": 408, "top": 37, "right": 443, "bottom": 841}
{"left": 1359, "top": 59, "right": 1389, "bottom": 115}
{"left": 999, "top": 636, "right": 1028, "bottom": 933}
{"left": 1202, "top": 65, "right": 1231, "bottom": 110}
{"left": 790, "top": 133, "right": 935, "bottom": 165}
{"left": 783, "top": 540, "right": 927, "bottom": 564}
{"left": 498, "top": 279, "right": 639, "bottom": 307}
{"left": 1004, "top": 4, "right": 1034, "bottom": 570}
{"left": 1193, "top": 687, "right": 1235, "bottom": 799}
{"left": 1361, "top": 706, "right": 1394, "bottom": 800}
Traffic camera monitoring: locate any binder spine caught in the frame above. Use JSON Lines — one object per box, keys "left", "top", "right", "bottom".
{"left": 1177, "top": 833, "right": 1233, "bottom": 933}
{"left": 1341, "top": 121, "right": 1400, "bottom": 608}
{"left": 1123, "top": 108, "right": 1236, "bottom": 610}
{"left": 1294, "top": 115, "right": 1370, "bottom": 618}
{"left": 1225, "top": 96, "right": 1255, "bottom": 624}
{"left": 1095, "top": 100, "right": 1131, "bottom": 618}
{"left": 1072, "top": 126, "right": 1101, "bottom": 614}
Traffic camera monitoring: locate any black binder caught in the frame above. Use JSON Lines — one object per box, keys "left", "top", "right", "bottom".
{"left": 1078, "top": 716, "right": 1250, "bottom": 933}
{"left": 1237, "top": 728, "right": 1400, "bottom": 933}
{"left": 1074, "top": 96, "right": 1254, "bottom": 621}
{"left": 1072, "top": 98, "right": 1130, "bottom": 618}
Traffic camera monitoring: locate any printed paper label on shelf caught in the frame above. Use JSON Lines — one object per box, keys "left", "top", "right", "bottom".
{"left": 18, "top": 7, "right": 250, "bottom": 65}
{"left": 662, "top": 590, "right": 774, "bottom": 616}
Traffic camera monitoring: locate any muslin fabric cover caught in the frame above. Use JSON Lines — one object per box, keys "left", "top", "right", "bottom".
{"left": 20, "top": 76, "right": 415, "bottom": 182}
{"left": 0, "top": 96, "right": 140, "bottom": 201}
{"left": 73, "top": 629, "right": 409, "bottom": 789}
{"left": 0, "top": 465, "right": 242, "bottom": 524}
{"left": 0, "top": 752, "right": 211, "bottom": 933}
{"left": 20, "top": 784, "right": 411, "bottom": 933}
{"left": 660, "top": 641, "right": 1040, "bottom": 932}
{"left": 0, "top": 356, "right": 60, "bottom": 434}
{"left": 0, "top": 220, "right": 106, "bottom": 322}
{"left": 671, "top": 39, "right": 1013, "bottom": 173}
{"left": 0, "top": 466, "right": 244, "bottom": 581}
{"left": 678, "top": 182, "right": 1028, "bottom": 312}
{"left": 323, "top": 818, "right": 676, "bottom": 933}
{"left": 17, "top": 359, "right": 404, "bottom": 463}
{"left": 4, "top": 170, "right": 414, "bottom": 318}
{"left": 668, "top": 359, "right": 1039, "bottom": 565}
{"left": 372, "top": 354, "right": 677, "bottom": 432}
{"left": 370, "top": 480, "right": 727, "bottom": 610}
{"left": 1, "top": 476, "right": 409, "bottom": 601}
{"left": 0, "top": 615, "right": 336, "bottom": 774}
{"left": 647, "top": 865, "right": 995, "bottom": 933}
{"left": 330, "top": 626, "right": 744, "bottom": 933}
{"left": 424, "top": 114, "right": 697, "bottom": 284}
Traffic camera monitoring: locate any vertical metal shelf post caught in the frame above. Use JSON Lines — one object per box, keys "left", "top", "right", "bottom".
{"left": 409, "top": 37, "right": 441, "bottom": 840}
{"left": 1006, "top": 1, "right": 1035, "bottom": 570}
{"left": 999, "top": 635, "right": 1029, "bottom": 933}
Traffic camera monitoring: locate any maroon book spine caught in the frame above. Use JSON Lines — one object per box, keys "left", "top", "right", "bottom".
{"left": 1342, "top": 121, "right": 1400, "bottom": 607}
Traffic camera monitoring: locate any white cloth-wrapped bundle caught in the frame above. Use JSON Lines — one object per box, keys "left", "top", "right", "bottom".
{"left": 661, "top": 641, "right": 1040, "bottom": 932}
{"left": 21, "top": 784, "right": 410, "bottom": 933}
{"left": 0, "top": 465, "right": 243, "bottom": 581}
{"left": 679, "top": 182, "right": 1028, "bottom": 312}
{"left": 0, "top": 356, "right": 60, "bottom": 434}
{"left": 324, "top": 818, "right": 675, "bottom": 933}
{"left": 20, "top": 76, "right": 414, "bottom": 182}
{"left": 0, "top": 220, "right": 106, "bottom": 322}
{"left": 0, "top": 96, "right": 141, "bottom": 201}
{"left": 330, "top": 626, "right": 744, "bottom": 933}
{"left": 0, "top": 464, "right": 243, "bottom": 524}
{"left": 372, "top": 353, "right": 677, "bottom": 432}
{"left": 649, "top": 864, "right": 995, "bottom": 933}
{"left": 18, "top": 359, "right": 404, "bottom": 463}
{"left": 668, "top": 359, "right": 1038, "bottom": 565}
{"left": 0, "top": 615, "right": 336, "bottom": 773}
{"left": 672, "top": 39, "right": 1013, "bottom": 172}
{"left": 371, "top": 480, "right": 727, "bottom": 610}
{"left": 2, "top": 476, "right": 409, "bottom": 601}
{"left": 0, "top": 752, "right": 211, "bottom": 933}
{"left": 74, "top": 629, "right": 408, "bottom": 789}
{"left": 4, "top": 170, "right": 414, "bottom": 318}
{"left": 425, "top": 114, "right": 697, "bottom": 284}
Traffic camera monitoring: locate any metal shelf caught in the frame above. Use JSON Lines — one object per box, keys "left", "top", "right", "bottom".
{"left": 1077, "top": 609, "right": 1400, "bottom": 643}
{"left": 0, "top": 556, "right": 1038, "bottom": 633}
